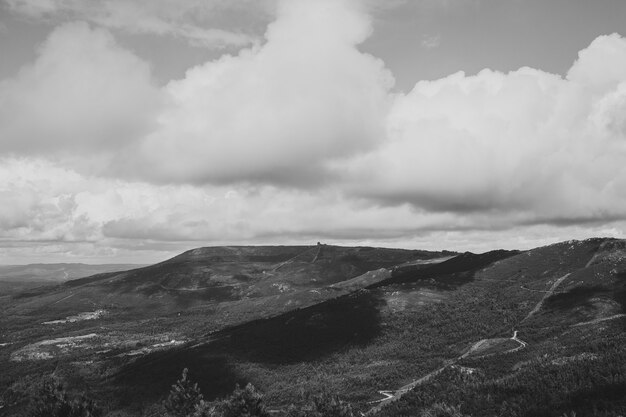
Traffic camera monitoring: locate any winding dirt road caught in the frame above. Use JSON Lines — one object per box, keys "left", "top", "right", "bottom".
{"left": 368, "top": 274, "right": 570, "bottom": 411}
{"left": 367, "top": 329, "right": 527, "bottom": 412}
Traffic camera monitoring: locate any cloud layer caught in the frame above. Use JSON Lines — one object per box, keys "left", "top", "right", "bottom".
{"left": 3, "top": 0, "right": 260, "bottom": 48}
{"left": 1, "top": 0, "right": 626, "bottom": 262}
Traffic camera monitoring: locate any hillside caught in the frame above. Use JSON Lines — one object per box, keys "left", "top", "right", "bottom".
{"left": 0, "top": 263, "right": 145, "bottom": 294}
{"left": 1, "top": 239, "right": 625, "bottom": 416}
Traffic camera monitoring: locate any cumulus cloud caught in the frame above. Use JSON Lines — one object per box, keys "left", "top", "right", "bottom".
{"left": 0, "top": 22, "right": 161, "bottom": 157}
{"left": 3, "top": 0, "right": 260, "bottom": 48}
{"left": 129, "top": 0, "right": 393, "bottom": 185}
{"left": 345, "top": 33, "right": 626, "bottom": 225}
{"left": 0, "top": 159, "right": 98, "bottom": 243}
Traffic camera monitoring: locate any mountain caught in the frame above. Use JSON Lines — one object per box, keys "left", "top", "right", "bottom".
{"left": 2, "top": 245, "right": 453, "bottom": 330}
{"left": 0, "top": 240, "right": 625, "bottom": 417}
{"left": 0, "top": 263, "right": 145, "bottom": 294}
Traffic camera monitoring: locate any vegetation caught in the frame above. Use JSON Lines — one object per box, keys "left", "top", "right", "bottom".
{"left": 164, "top": 369, "right": 204, "bottom": 417}
{"left": 419, "top": 403, "right": 468, "bottom": 417}
{"left": 1, "top": 239, "right": 625, "bottom": 416}
{"left": 208, "top": 383, "right": 269, "bottom": 417}
{"left": 377, "top": 326, "right": 626, "bottom": 417}
{"left": 285, "top": 392, "right": 355, "bottom": 417}
{"left": 160, "top": 369, "right": 269, "bottom": 417}
{"left": 26, "top": 377, "right": 101, "bottom": 417}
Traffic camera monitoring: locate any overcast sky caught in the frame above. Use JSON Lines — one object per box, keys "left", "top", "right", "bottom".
{"left": 1, "top": 0, "right": 626, "bottom": 264}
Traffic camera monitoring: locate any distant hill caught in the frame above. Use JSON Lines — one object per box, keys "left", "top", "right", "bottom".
{"left": 2, "top": 245, "right": 455, "bottom": 329}
{"left": 0, "top": 263, "right": 146, "bottom": 282}
{"left": 0, "top": 263, "right": 145, "bottom": 294}
{"left": 1, "top": 240, "right": 625, "bottom": 417}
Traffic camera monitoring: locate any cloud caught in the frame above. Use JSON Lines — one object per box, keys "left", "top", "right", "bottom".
{"left": 128, "top": 0, "right": 394, "bottom": 185}
{"left": 1, "top": 156, "right": 626, "bottom": 264}
{"left": 0, "top": 157, "right": 462, "bottom": 262}
{"left": 3, "top": 0, "right": 261, "bottom": 48}
{"left": 0, "top": 21, "right": 161, "bottom": 159}
{"left": 567, "top": 33, "right": 626, "bottom": 93}
{"left": 1, "top": 0, "right": 394, "bottom": 186}
{"left": 345, "top": 33, "right": 626, "bottom": 226}
{"left": 0, "top": 159, "right": 98, "bottom": 243}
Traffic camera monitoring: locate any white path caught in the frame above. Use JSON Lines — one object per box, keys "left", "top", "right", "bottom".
{"left": 368, "top": 329, "right": 526, "bottom": 413}
{"left": 522, "top": 273, "right": 570, "bottom": 322}
{"left": 571, "top": 314, "right": 626, "bottom": 327}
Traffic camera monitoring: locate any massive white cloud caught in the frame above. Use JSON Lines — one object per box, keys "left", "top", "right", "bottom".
{"left": 129, "top": 0, "right": 393, "bottom": 184}
{"left": 0, "top": 21, "right": 161, "bottom": 158}
{"left": 346, "top": 34, "right": 626, "bottom": 224}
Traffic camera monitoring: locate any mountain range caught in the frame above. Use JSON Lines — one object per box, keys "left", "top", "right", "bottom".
{"left": 0, "top": 239, "right": 624, "bottom": 416}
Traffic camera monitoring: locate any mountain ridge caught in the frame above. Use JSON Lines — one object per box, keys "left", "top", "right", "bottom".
{"left": 1, "top": 238, "right": 625, "bottom": 416}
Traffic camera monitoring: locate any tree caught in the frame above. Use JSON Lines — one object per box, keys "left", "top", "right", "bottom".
{"left": 164, "top": 368, "right": 204, "bottom": 417}
{"left": 217, "top": 384, "right": 269, "bottom": 417}
{"left": 28, "top": 376, "right": 101, "bottom": 417}
{"left": 192, "top": 383, "right": 269, "bottom": 417}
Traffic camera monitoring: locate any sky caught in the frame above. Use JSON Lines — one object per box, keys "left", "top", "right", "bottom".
{"left": 1, "top": 0, "right": 626, "bottom": 264}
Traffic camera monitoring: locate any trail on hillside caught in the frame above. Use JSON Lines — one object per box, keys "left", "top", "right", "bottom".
{"left": 52, "top": 293, "right": 76, "bottom": 305}
{"left": 367, "top": 365, "right": 448, "bottom": 411}
{"left": 367, "top": 330, "right": 527, "bottom": 413}
{"left": 571, "top": 313, "right": 626, "bottom": 327}
{"left": 311, "top": 245, "right": 322, "bottom": 263}
{"left": 522, "top": 273, "right": 570, "bottom": 322}
{"left": 460, "top": 339, "right": 488, "bottom": 359}
{"left": 584, "top": 240, "right": 611, "bottom": 268}
{"left": 508, "top": 330, "right": 527, "bottom": 353}
{"left": 272, "top": 246, "right": 317, "bottom": 271}
{"left": 368, "top": 267, "right": 580, "bottom": 412}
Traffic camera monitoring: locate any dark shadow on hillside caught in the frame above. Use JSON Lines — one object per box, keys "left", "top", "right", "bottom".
{"left": 544, "top": 286, "right": 608, "bottom": 311}
{"left": 112, "top": 348, "right": 243, "bottom": 407}
{"left": 108, "top": 290, "right": 385, "bottom": 407}
{"left": 566, "top": 381, "right": 626, "bottom": 417}
{"left": 210, "top": 290, "right": 386, "bottom": 364}
{"left": 543, "top": 281, "right": 626, "bottom": 330}
{"left": 369, "top": 250, "right": 518, "bottom": 291}
{"left": 544, "top": 276, "right": 626, "bottom": 314}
